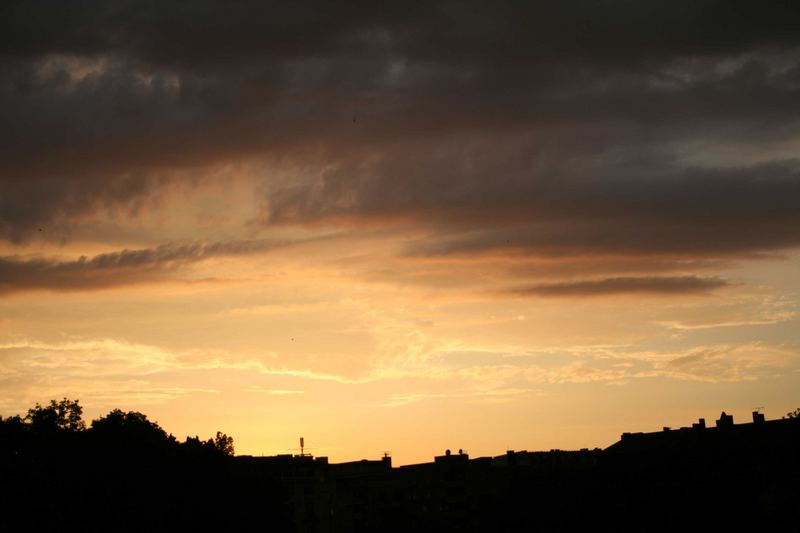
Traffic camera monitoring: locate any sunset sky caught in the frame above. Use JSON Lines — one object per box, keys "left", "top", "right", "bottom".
{"left": 1, "top": 1, "right": 799, "bottom": 464}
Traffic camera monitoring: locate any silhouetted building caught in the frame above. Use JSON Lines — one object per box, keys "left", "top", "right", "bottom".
{"left": 289, "top": 412, "right": 798, "bottom": 532}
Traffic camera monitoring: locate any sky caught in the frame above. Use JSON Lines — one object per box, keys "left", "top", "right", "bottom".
{"left": 1, "top": 1, "right": 800, "bottom": 465}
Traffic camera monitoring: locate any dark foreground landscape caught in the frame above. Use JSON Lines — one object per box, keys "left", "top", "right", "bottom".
{"left": 1, "top": 400, "right": 798, "bottom": 532}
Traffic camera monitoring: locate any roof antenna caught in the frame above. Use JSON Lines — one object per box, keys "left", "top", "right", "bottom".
{"left": 288, "top": 437, "right": 314, "bottom": 457}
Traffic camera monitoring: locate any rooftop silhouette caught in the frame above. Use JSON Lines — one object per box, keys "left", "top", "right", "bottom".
{"left": 1, "top": 401, "right": 798, "bottom": 532}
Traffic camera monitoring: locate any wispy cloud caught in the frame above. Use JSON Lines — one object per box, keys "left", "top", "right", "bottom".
{"left": 0, "top": 238, "right": 304, "bottom": 295}
{"left": 508, "top": 276, "right": 730, "bottom": 297}
{"left": 0, "top": 336, "right": 376, "bottom": 410}
{"left": 375, "top": 387, "right": 532, "bottom": 408}
{"left": 652, "top": 344, "right": 798, "bottom": 382}
{"left": 246, "top": 387, "right": 305, "bottom": 395}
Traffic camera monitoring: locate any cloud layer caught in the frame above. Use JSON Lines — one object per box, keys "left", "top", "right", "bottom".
{"left": 510, "top": 276, "right": 729, "bottom": 297}
{"left": 2, "top": 0, "right": 800, "bottom": 264}
{"left": 0, "top": 238, "right": 293, "bottom": 294}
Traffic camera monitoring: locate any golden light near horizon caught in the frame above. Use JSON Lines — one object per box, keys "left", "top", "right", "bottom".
{"left": 1, "top": 2, "right": 800, "bottom": 465}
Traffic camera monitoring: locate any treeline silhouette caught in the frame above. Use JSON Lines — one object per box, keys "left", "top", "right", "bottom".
{"left": 2, "top": 400, "right": 800, "bottom": 532}
{"left": 0, "top": 398, "right": 290, "bottom": 532}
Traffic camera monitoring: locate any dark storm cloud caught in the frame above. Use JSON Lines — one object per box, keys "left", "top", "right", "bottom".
{"left": 0, "top": 173, "right": 159, "bottom": 244}
{"left": 511, "top": 276, "right": 729, "bottom": 297}
{"left": 2, "top": 0, "right": 800, "bottom": 261}
{"left": 3, "top": 1, "right": 799, "bottom": 67}
{"left": 0, "top": 239, "right": 289, "bottom": 294}
{"left": 271, "top": 142, "right": 800, "bottom": 257}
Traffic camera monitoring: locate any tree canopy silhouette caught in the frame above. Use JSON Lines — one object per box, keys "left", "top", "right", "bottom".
{"left": 90, "top": 409, "right": 173, "bottom": 449}
{"left": 0, "top": 399, "right": 293, "bottom": 533}
{"left": 26, "top": 397, "right": 85, "bottom": 432}
{"left": 1, "top": 398, "right": 234, "bottom": 457}
{"left": 214, "top": 431, "right": 235, "bottom": 456}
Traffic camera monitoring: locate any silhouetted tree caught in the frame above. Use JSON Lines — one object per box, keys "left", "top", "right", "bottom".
{"left": 0, "top": 414, "right": 23, "bottom": 428}
{"left": 90, "top": 409, "right": 170, "bottom": 448}
{"left": 0, "top": 399, "right": 271, "bottom": 533}
{"left": 182, "top": 434, "right": 215, "bottom": 453}
{"left": 785, "top": 407, "right": 800, "bottom": 419}
{"left": 213, "top": 431, "right": 235, "bottom": 456}
{"left": 0, "top": 414, "right": 25, "bottom": 453}
{"left": 26, "top": 397, "right": 84, "bottom": 432}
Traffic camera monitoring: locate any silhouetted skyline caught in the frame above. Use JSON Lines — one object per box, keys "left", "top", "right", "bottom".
{"left": 2, "top": 399, "right": 798, "bottom": 531}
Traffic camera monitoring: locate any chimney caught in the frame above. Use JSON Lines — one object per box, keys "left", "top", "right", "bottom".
{"left": 752, "top": 411, "right": 765, "bottom": 424}
{"left": 692, "top": 418, "right": 706, "bottom": 430}
{"left": 716, "top": 412, "right": 734, "bottom": 428}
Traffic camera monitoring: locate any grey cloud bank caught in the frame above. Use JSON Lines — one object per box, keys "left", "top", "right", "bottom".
{"left": 1, "top": 0, "right": 799, "bottom": 274}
